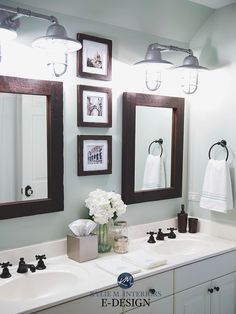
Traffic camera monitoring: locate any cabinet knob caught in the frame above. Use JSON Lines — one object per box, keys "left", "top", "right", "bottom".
{"left": 149, "top": 288, "right": 156, "bottom": 295}
{"left": 214, "top": 286, "right": 220, "bottom": 292}
{"left": 208, "top": 288, "right": 214, "bottom": 294}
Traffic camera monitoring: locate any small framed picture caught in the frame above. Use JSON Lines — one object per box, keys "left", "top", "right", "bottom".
{"left": 77, "top": 33, "right": 112, "bottom": 81}
{"left": 78, "top": 85, "right": 112, "bottom": 127}
{"left": 78, "top": 135, "right": 112, "bottom": 176}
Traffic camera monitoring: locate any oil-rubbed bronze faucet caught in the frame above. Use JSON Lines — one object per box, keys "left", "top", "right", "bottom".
{"left": 17, "top": 258, "right": 36, "bottom": 273}
{"left": 0, "top": 262, "right": 12, "bottom": 278}
{"left": 147, "top": 232, "right": 157, "bottom": 243}
{"left": 35, "top": 255, "right": 46, "bottom": 270}
{"left": 156, "top": 228, "right": 177, "bottom": 241}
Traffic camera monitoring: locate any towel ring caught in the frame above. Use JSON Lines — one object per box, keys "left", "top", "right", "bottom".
{"left": 208, "top": 140, "right": 229, "bottom": 161}
{"left": 148, "top": 138, "right": 163, "bottom": 157}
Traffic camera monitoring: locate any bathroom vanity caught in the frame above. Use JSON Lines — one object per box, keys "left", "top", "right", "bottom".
{"left": 33, "top": 250, "right": 236, "bottom": 314}
{"left": 1, "top": 220, "right": 236, "bottom": 314}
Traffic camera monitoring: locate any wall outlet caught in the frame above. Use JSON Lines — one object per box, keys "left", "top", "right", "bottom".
{"left": 188, "top": 192, "right": 200, "bottom": 202}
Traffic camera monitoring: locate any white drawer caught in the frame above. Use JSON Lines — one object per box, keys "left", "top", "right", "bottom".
{"left": 122, "top": 270, "right": 173, "bottom": 303}
{"left": 174, "top": 250, "right": 236, "bottom": 293}
{"left": 33, "top": 287, "right": 122, "bottom": 314}
{"left": 122, "top": 270, "right": 173, "bottom": 312}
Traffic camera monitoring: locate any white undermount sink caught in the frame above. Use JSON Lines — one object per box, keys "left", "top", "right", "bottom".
{"left": 151, "top": 238, "right": 210, "bottom": 256}
{"left": 0, "top": 271, "right": 80, "bottom": 300}
{"left": 138, "top": 233, "right": 224, "bottom": 258}
{"left": 0, "top": 260, "right": 89, "bottom": 303}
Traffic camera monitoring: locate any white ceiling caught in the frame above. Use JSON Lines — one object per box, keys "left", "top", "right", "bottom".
{"left": 5, "top": 0, "right": 236, "bottom": 42}
{"left": 188, "top": 0, "right": 236, "bottom": 9}
{"left": 11, "top": 0, "right": 214, "bottom": 43}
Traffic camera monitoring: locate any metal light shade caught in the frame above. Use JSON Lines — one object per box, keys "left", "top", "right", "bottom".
{"left": 176, "top": 55, "right": 208, "bottom": 71}
{"left": 135, "top": 44, "right": 173, "bottom": 91}
{"left": 135, "top": 44, "right": 173, "bottom": 69}
{"left": 0, "top": 11, "right": 19, "bottom": 41}
{"left": 32, "top": 23, "right": 82, "bottom": 53}
{"left": 176, "top": 55, "right": 208, "bottom": 95}
{"left": 135, "top": 41, "right": 209, "bottom": 94}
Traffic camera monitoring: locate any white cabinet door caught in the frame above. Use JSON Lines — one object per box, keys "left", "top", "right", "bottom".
{"left": 174, "top": 251, "right": 236, "bottom": 293}
{"left": 174, "top": 282, "right": 211, "bottom": 314}
{"left": 211, "top": 272, "right": 236, "bottom": 314}
{"left": 125, "top": 296, "right": 173, "bottom": 314}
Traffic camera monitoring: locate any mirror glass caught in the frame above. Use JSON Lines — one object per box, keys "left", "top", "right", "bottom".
{"left": 135, "top": 106, "right": 172, "bottom": 191}
{"left": 0, "top": 75, "right": 63, "bottom": 220}
{"left": 122, "top": 92, "right": 184, "bottom": 205}
{"left": 0, "top": 93, "right": 47, "bottom": 203}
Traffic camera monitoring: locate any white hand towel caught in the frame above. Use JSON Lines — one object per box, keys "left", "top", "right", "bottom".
{"left": 142, "top": 155, "right": 165, "bottom": 189}
{"left": 122, "top": 250, "right": 167, "bottom": 269}
{"left": 96, "top": 259, "right": 141, "bottom": 276}
{"left": 200, "top": 159, "right": 233, "bottom": 213}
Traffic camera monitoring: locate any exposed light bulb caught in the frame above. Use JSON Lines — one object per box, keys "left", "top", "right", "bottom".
{"left": 180, "top": 68, "right": 199, "bottom": 94}
{"left": 0, "top": 27, "right": 17, "bottom": 41}
{"left": 145, "top": 69, "right": 162, "bottom": 91}
{"left": 0, "top": 22, "right": 18, "bottom": 64}
{"left": 47, "top": 52, "right": 68, "bottom": 77}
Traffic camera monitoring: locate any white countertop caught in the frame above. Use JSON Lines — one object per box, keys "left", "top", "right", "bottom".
{"left": 1, "top": 230, "right": 236, "bottom": 314}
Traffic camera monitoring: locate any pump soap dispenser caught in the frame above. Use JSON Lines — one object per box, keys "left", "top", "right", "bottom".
{"left": 177, "top": 204, "right": 188, "bottom": 233}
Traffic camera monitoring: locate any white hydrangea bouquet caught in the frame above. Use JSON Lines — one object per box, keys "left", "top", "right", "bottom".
{"left": 85, "top": 189, "right": 127, "bottom": 224}
{"left": 85, "top": 189, "right": 127, "bottom": 253}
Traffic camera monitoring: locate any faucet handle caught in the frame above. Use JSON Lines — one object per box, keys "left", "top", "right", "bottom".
{"left": 167, "top": 227, "right": 177, "bottom": 239}
{"left": 147, "top": 232, "right": 157, "bottom": 243}
{"left": 0, "top": 262, "right": 12, "bottom": 268}
{"left": 35, "top": 254, "right": 47, "bottom": 270}
{"left": 36, "top": 254, "right": 46, "bottom": 260}
{"left": 0, "top": 262, "right": 12, "bottom": 278}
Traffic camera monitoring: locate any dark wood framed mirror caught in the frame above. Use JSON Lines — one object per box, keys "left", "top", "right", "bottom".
{"left": 0, "top": 75, "right": 63, "bottom": 219}
{"left": 122, "top": 92, "right": 184, "bottom": 204}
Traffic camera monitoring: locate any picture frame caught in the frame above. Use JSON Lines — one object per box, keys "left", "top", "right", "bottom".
{"left": 77, "top": 85, "right": 112, "bottom": 127}
{"left": 77, "top": 33, "right": 112, "bottom": 81}
{"left": 78, "top": 135, "right": 112, "bottom": 176}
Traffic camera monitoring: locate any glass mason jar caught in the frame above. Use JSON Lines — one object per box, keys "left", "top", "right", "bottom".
{"left": 113, "top": 221, "right": 128, "bottom": 254}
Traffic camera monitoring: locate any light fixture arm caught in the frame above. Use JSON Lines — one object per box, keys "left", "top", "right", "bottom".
{"left": 0, "top": 4, "right": 58, "bottom": 24}
{"left": 150, "top": 42, "right": 193, "bottom": 56}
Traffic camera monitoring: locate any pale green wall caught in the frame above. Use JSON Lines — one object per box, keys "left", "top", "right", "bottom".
{"left": 188, "top": 3, "right": 236, "bottom": 225}
{"left": 0, "top": 0, "right": 188, "bottom": 250}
